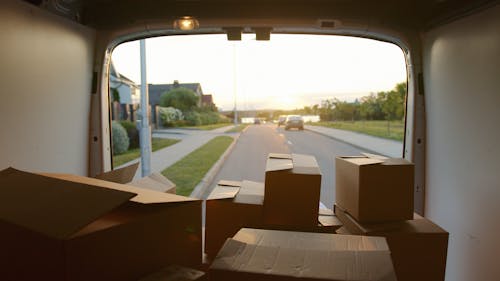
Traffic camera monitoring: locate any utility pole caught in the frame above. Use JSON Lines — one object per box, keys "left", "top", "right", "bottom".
{"left": 139, "top": 39, "right": 152, "bottom": 177}
{"left": 233, "top": 43, "right": 238, "bottom": 125}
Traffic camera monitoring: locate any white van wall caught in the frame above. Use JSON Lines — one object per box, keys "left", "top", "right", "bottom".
{"left": 423, "top": 5, "right": 500, "bottom": 281}
{"left": 0, "top": 0, "right": 95, "bottom": 175}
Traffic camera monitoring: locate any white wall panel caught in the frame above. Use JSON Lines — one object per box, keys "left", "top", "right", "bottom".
{"left": 0, "top": 0, "right": 95, "bottom": 175}
{"left": 423, "top": 5, "right": 500, "bottom": 281}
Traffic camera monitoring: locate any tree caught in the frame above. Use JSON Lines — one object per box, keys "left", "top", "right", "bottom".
{"left": 160, "top": 87, "right": 199, "bottom": 112}
{"left": 381, "top": 82, "right": 406, "bottom": 134}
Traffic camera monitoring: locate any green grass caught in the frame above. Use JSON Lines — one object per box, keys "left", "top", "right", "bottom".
{"left": 313, "top": 120, "right": 404, "bottom": 141}
{"left": 184, "top": 123, "right": 232, "bottom": 130}
{"left": 225, "top": 124, "right": 248, "bottom": 133}
{"left": 162, "top": 136, "right": 234, "bottom": 196}
{"left": 113, "top": 138, "right": 180, "bottom": 167}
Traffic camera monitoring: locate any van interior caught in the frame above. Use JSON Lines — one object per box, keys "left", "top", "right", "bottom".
{"left": 1, "top": 0, "right": 499, "bottom": 280}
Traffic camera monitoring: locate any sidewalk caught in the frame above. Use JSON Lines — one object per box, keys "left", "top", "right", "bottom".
{"left": 118, "top": 125, "right": 236, "bottom": 180}
{"left": 305, "top": 125, "right": 403, "bottom": 158}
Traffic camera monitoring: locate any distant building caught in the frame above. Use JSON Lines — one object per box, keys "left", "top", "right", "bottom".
{"left": 109, "top": 61, "right": 140, "bottom": 121}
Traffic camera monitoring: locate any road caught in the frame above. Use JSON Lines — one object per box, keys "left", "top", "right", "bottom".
{"left": 205, "top": 123, "right": 363, "bottom": 208}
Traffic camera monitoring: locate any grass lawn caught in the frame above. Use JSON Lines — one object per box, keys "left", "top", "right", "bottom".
{"left": 313, "top": 120, "right": 404, "bottom": 141}
{"left": 162, "top": 136, "right": 234, "bottom": 196}
{"left": 184, "top": 123, "right": 232, "bottom": 130}
{"left": 113, "top": 138, "right": 180, "bottom": 167}
{"left": 225, "top": 124, "right": 248, "bottom": 133}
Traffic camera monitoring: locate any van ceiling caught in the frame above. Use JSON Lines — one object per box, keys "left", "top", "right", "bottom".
{"left": 28, "top": 0, "right": 497, "bottom": 31}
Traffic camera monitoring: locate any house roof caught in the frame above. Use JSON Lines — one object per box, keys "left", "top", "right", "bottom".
{"left": 110, "top": 60, "right": 137, "bottom": 87}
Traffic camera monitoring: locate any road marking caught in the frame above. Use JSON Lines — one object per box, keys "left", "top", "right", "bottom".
{"left": 287, "top": 140, "right": 293, "bottom": 145}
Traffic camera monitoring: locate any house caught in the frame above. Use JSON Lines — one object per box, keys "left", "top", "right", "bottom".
{"left": 148, "top": 80, "right": 215, "bottom": 125}
{"left": 109, "top": 61, "right": 140, "bottom": 121}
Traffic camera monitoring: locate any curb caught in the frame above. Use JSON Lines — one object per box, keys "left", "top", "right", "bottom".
{"left": 189, "top": 128, "right": 244, "bottom": 199}
{"left": 304, "top": 126, "right": 387, "bottom": 157}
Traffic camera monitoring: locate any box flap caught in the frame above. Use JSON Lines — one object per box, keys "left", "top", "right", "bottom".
{"left": 217, "top": 180, "right": 242, "bottom": 187}
{"left": 207, "top": 185, "right": 240, "bottom": 200}
{"left": 291, "top": 154, "right": 321, "bottom": 174}
{"left": 268, "top": 153, "right": 292, "bottom": 159}
{"left": 234, "top": 180, "right": 264, "bottom": 205}
{"left": 361, "top": 153, "right": 390, "bottom": 160}
{"left": 94, "top": 162, "right": 139, "bottom": 184}
{"left": 129, "top": 172, "right": 176, "bottom": 193}
{"left": 339, "top": 156, "right": 384, "bottom": 166}
{"left": 0, "top": 168, "right": 136, "bottom": 239}
{"left": 212, "top": 228, "right": 396, "bottom": 281}
{"left": 233, "top": 228, "right": 389, "bottom": 251}
{"left": 318, "top": 208, "right": 334, "bottom": 216}
{"left": 318, "top": 215, "right": 343, "bottom": 228}
{"left": 265, "top": 157, "right": 293, "bottom": 172}
{"left": 381, "top": 158, "right": 413, "bottom": 166}
{"left": 42, "top": 173, "right": 198, "bottom": 204}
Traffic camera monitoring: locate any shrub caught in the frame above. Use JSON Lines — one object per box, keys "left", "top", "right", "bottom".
{"left": 160, "top": 87, "right": 199, "bottom": 112}
{"left": 112, "top": 121, "right": 129, "bottom": 155}
{"left": 119, "top": 120, "right": 139, "bottom": 149}
{"left": 159, "top": 107, "right": 183, "bottom": 127}
{"left": 184, "top": 111, "right": 202, "bottom": 126}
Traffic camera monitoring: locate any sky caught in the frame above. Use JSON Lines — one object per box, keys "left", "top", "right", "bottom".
{"left": 112, "top": 34, "right": 407, "bottom": 111}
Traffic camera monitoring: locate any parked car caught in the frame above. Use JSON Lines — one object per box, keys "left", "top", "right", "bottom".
{"left": 254, "top": 118, "right": 261, "bottom": 124}
{"left": 284, "top": 115, "right": 304, "bottom": 130}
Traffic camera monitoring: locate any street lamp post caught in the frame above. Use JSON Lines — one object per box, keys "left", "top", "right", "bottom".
{"left": 139, "top": 39, "right": 152, "bottom": 177}
{"left": 233, "top": 43, "right": 238, "bottom": 125}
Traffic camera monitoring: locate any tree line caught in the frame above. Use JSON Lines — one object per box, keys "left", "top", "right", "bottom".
{"left": 271, "top": 82, "right": 406, "bottom": 122}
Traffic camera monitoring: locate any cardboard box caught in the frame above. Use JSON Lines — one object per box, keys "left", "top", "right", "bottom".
{"left": 205, "top": 180, "right": 265, "bottom": 260}
{"left": 94, "top": 162, "right": 139, "bottom": 183}
{"left": 206, "top": 180, "right": 341, "bottom": 260}
{"left": 129, "top": 172, "right": 176, "bottom": 194}
{"left": 209, "top": 228, "right": 397, "bottom": 281}
{"left": 138, "top": 265, "right": 207, "bottom": 281}
{"left": 264, "top": 153, "right": 322, "bottom": 227}
{"left": 95, "top": 163, "right": 176, "bottom": 194}
{"left": 334, "top": 204, "right": 448, "bottom": 281}
{"left": 0, "top": 168, "right": 202, "bottom": 281}
{"left": 335, "top": 154, "right": 414, "bottom": 222}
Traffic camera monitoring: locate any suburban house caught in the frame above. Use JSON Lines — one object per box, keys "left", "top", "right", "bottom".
{"left": 109, "top": 61, "right": 140, "bottom": 121}
{"left": 148, "top": 80, "right": 215, "bottom": 126}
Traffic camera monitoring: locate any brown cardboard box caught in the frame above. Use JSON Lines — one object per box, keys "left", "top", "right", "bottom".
{"left": 129, "top": 172, "right": 176, "bottom": 194}
{"left": 0, "top": 168, "right": 202, "bottom": 281}
{"left": 205, "top": 180, "right": 265, "bottom": 260}
{"left": 94, "top": 162, "right": 139, "bottom": 183}
{"left": 335, "top": 154, "right": 414, "bottom": 222}
{"left": 264, "top": 153, "right": 322, "bottom": 227}
{"left": 334, "top": 204, "right": 449, "bottom": 281}
{"left": 205, "top": 180, "right": 341, "bottom": 260}
{"left": 209, "top": 228, "right": 397, "bottom": 281}
{"left": 138, "top": 265, "right": 207, "bottom": 281}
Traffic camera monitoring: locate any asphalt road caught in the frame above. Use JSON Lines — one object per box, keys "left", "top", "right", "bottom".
{"left": 206, "top": 123, "right": 363, "bottom": 208}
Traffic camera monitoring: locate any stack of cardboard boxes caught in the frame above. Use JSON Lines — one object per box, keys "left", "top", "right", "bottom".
{"left": 334, "top": 154, "right": 449, "bottom": 281}
{"left": 205, "top": 153, "right": 342, "bottom": 259}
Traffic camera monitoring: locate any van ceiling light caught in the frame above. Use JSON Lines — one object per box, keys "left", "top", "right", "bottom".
{"left": 173, "top": 16, "right": 199, "bottom": 31}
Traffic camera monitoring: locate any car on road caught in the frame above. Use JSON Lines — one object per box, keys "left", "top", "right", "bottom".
{"left": 278, "top": 115, "right": 287, "bottom": 126}
{"left": 284, "top": 115, "right": 304, "bottom": 130}
{"left": 254, "top": 118, "right": 261, "bottom": 124}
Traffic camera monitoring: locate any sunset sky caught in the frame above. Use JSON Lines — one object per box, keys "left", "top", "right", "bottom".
{"left": 112, "top": 34, "right": 407, "bottom": 111}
